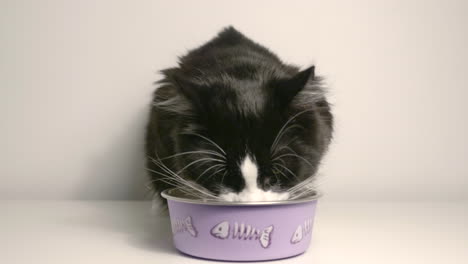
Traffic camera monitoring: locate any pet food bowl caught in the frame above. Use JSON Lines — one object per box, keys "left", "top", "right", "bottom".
{"left": 162, "top": 189, "right": 320, "bottom": 261}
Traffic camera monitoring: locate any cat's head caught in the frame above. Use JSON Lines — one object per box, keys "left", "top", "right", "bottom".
{"left": 152, "top": 66, "right": 333, "bottom": 202}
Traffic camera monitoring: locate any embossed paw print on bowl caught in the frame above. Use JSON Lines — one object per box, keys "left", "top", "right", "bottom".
{"left": 162, "top": 189, "right": 320, "bottom": 261}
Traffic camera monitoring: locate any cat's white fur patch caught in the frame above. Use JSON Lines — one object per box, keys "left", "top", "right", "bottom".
{"left": 219, "top": 155, "right": 290, "bottom": 202}
{"left": 240, "top": 155, "right": 258, "bottom": 192}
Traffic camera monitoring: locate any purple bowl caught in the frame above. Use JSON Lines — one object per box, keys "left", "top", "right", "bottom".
{"left": 162, "top": 189, "right": 320, "bottom": 261}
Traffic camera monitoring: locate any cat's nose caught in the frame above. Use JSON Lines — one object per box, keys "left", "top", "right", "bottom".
{"left": 259, "top": 177, "right": 275, "bottom": 191}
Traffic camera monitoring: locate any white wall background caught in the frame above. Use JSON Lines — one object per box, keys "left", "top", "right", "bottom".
{"left": 1, "top": 0, "right": 467, "bottom": 200}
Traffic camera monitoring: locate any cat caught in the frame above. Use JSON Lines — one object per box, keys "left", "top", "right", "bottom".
{"left": 145, "top": 26, "right": 333, "bottom": 204}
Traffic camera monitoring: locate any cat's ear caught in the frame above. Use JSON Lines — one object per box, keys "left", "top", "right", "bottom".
{"left": 273, "top": 66, "right": 315, "bottom": 106}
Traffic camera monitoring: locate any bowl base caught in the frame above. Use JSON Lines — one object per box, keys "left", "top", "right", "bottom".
{"left": 176, "top": 248, "right": 307, "bottom": 262}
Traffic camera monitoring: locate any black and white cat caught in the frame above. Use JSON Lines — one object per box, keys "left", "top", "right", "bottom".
{"left": 145, "top": 26, "right": 333, "bottom": 203}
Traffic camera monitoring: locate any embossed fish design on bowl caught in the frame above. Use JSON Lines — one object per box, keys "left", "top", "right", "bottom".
{"left": 162, "top": 188, "right": 320, "bottom": 261}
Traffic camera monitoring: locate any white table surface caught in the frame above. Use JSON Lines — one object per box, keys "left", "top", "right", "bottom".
{"left": 1, "top": 200, "right": 467, "bottom": 264}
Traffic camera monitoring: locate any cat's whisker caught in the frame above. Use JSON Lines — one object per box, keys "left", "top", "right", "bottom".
{"left": 146, "top": 166, "right": 179, "bottom": 181}
{"left": 152, "top": 182, "right": 209, "bottom": 200}
{"left": 176, "top": 157, "right": 225, "bottom": 175}
{"left": 150, "top": 155, "right": 178, "bottom": 176}
{"left": 145, "top": 172, "right": 203, "bottom": 197}
{"left": 288, "top": 176, "right": 314, "bottom": 188}
{"left": 271, "top": 136, "right": 299, "bottom": 159}
{"left": 150, "top": 158, "right": 222, "bottom": 200}
{"left": 195, "top": 164, "right": 226, "bottom": 181}
{"left": 150, "top": 158, "right": 202, "bottom": 187}
{"left": 273, "top": 157, "right": 286, "bottom": 166}
{"left": 149, "top": 155, "right": 218, "bottom": 199}
{"left": 270, "top": 108, "right": 315, "bottom": 153}
{"left": 285, "top": 146, "right": 320, "bottom": 159}
{"left": 272, "top": 169, "right": 281, "bottom": 183}
{"left": 146, "top": 167, "right": 194, "bottom": 188}
{"left": 147, "top": 176, "right": 193, "bottom": 190}
{"left": 287, "top": 177, "right": 315, "bottom": 193}
{"left": 181, "top": 132, "right": 226, "bottom": 155}
{"left": 289, "top": 182, "right": 316, "bottom": 196}
{"left": 160, "top": 150, "right": 226, "bottom": 161}
{"left": 272, "top": 153, "right": 313, "bottom": 168}
{"left": 149, "top": 163, "right": 191, "bottom": 189}
{"left": 272, "top": 167, "right": 289, "bottom": 181}
{"left": 270, "top": 124, "right": 303, "bottom": 154}
{"left": 288, "top": 184, "right": 314, "bottom": 195}
{"left": 288, "top": 188, "right": 316, "bottom": 199}
{"left": 287, "top": 182, "right": 312, "bottom": 194}
{"left": 202, "top": 167, "right": 227, "bottom": 183}
{"left": 176, "top": 188, "right": 210, "bottom": 200}
{"left": 220, "top": 171, "right": 227, "bottom": 185}
{"left": 273, "top": 163, "right": 299, "bottom": 180}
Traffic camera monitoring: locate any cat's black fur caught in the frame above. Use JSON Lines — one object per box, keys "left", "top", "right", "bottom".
{"left": 146, "top": 26, "right": 333, "bottom": 202}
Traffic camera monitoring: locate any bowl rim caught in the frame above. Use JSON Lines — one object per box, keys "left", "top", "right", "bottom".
{"left": 161, "top": 188, "right": 321, "bottom": 206}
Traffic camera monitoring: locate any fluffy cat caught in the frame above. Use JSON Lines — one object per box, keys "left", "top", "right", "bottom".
{"left": 145, "top": 26, "right": 333, "bottom": 203}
